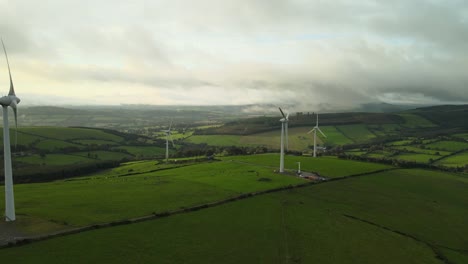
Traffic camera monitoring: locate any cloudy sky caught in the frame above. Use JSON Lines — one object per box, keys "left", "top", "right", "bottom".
{"left": 0, "top": 0, "right": 467, "bottom": 109}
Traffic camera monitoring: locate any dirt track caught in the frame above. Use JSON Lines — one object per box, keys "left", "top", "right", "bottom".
{"left": 0, "top": 221, "right": 24, "bottom": 246}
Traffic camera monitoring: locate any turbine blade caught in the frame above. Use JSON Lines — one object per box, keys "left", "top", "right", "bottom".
{"left": 1, "top": 39, "right": 15, "bottom": 96}
{"left": 170, "top": 134, "right": 175, "bottom": 147}
{"left": 11, "top": 101, "right": 18, "bottom": 148}
{"left": 286, "top": 112, "right": 289, "bottom": 119}
{"left": 317, "top": 127, "right": 327, "bottom": 138}
{"left": 168, "top": 120, "right": 173, "bottom": 131}
{"left": 278, "top": 107, "right": 286, "bottom": 118}
{"left": 307, "top": 128, "right": 316, "bottom": 134}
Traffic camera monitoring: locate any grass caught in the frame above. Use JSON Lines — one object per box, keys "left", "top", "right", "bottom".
{"left": 425, "top": 140, "right": 468, "bottom": 152}
{"left": 72, "top": 151, "right": 133, "bottom": 161}
{"left": 73, "top": 139, "right": 119, "bottom": 146}
{"left": 394, "top": 153, "right": 440, "bottom": 163}
{"left": 186, "top": 135, "right": 243, "bottom": 146}
{"left": 336, "top": 124, "right": 376, "bottom": 143}
{"left": 391, "top": 145, "right": 452, "bottom": 156}
{"left": 15, "top": 127, "right": 124, "bottom": 142}
{"left": 386, "top": 139, "right": 414, "bottom": 146}
{"left": 0, "top": 160, "right": 306, "bottom": 227}
{"left": 16, "top": 154, "right": 94, "bottom": 166}
{"left": 1, "top": 168, "right": 465, "bottom": 263}
{"left": 223, "top": 154, "right": 392, "bottom": 178}
{"left": 114, "top": 146, "right": 167, "bottom": 158}
{"left": 398, "top": 114, "right": 436, "bottom": 128}
{"left": 319, "top": 126, "right": 353, "bottom": 145}
{"left": 435, "top": 151, "right": 468, "bottom": 167}
{"left": 186, "top": 127, "right": 321, "bottom": 151}
{"left": 34, "top": 139, "right": 84, "bottom": 151}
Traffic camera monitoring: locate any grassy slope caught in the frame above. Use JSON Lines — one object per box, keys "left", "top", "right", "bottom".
{"left": 224, "top": 154, "right": 392, "bottom": 178}
{"left": 1, "top": 160, "right": 306, "bottom": 227}
{"left": 1, "top": 168, "right": 466, "bottom": 263}
{"left": 435, "top": 151, "right": 468, "bottom": 167}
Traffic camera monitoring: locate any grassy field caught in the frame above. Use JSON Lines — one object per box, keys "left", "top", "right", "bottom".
{"left": 186, "top": 135, "right": 243, "bottom": 146}
{"left": 0, "top": 160, "right": 307, "bottom": 227}
{"left": 13, "top": 127, "right": 124, "bottom": 142}
{"left": 394, "top": 153, "right": 440, "bottom": 163}
{"left": 336, "top": 124, "right": 376, "bottom": 143}
{"left": 16, "top": 154, "right": 95, "bottom": 166}
{"left": 224, "top": 154, "right": 392, "bottom": 178}
{"left": 72, "top": 151, "right": 133, "bottom": 161}
{"left": 318, "top": 126, "right": 353, "bottom": 145}
{"left": 0, "top": 168, "right": 465, "bottom": 263}
{"left": 435, "top": 152, "right": 468, "bottom": 167}
{"left": 73, "top": 139, "right": 119, "bottom": 146}
{"left": 398, "top": 114, "right": 436, "bottom": 128}
{"left": 114, "top": 146, "right": 167, "bottom": 158}
{"left": 34, "top": 139, "right": 84, "bottom": 151}
{"left": 425, "top": 141, "right": 468, "bottom": 152}
{"left": 186, "top": 127, "right": 321, "bottom": 151}
{"left": 391, "top": 146, "right": 451, "bottom": 156}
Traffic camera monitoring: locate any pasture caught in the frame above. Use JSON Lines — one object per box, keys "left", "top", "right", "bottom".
{"left": 224, "top": 154, "right": 392, "bottom": 178}
{"left": 0, "top": 159, "right": 307, "bottom": 227}
{"left": 435, "top": 152, "right": 468, "bottom": 167}
{"left": 425, "top": 141, "right": 468, "bottom": 152}
{"left": 398, "top": 114, "right": 436, "bottom": 128}
{"left": 336, "top": 124, "right": 376, "bottom": 143}
{"left": 0, "top": 168, "right": 465, "bottom": 263}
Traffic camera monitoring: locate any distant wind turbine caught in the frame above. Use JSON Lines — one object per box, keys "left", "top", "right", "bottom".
{"left": 162, "top": 121, "right": 175, "bottom": 162}
{"left": 279, "top": 107, "right": 289, "bottom": 173}
{"left": 308, "top": 113, "right": 326, "bottom": 158}
{"left": 0, "top": 39, "right": 20, "bottom": 222}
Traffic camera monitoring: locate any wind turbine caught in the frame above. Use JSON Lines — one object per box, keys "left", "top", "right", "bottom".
{"left": 308, "top": 113, "right": 326, "bottom": 158}
{"left": 0, "top": 40, "right": 20, "bottom": 222}
{"left": 279, "top": 107, "right": 289, "bottom": 173}
{"left": 162, "top": 121, "right": 174, "bottom": 163}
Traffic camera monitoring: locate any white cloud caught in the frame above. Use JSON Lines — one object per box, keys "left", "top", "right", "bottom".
{"left": 0, "top": 0, "right": 467, "bottom": 108}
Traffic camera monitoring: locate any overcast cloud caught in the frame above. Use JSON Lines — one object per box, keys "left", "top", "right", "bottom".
{"left": 0, "top": 0, "right": 467, "bottom": 109}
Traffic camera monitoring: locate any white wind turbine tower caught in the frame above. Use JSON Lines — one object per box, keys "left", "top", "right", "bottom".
{"left": 308, "top": 113, "right": 326, "bottom": 158}
{"left": 279, "top": 107, "right": 289, "bottom": 173}
{"left": 0, "top": 40, "right": 20, "bottom": 222}
{"left": 162, "top": 121, "right": 175, "bottom": 163}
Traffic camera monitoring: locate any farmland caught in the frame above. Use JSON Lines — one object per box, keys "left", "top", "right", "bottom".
{"left": 0, "top": 166, "right": 466, "bottom": 263}
{"left": 0, "top": 104, "right": 467, "bottom": 263}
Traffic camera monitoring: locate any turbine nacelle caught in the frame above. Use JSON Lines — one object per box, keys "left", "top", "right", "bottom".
{"left": 0, "top": 95, "right": 20, "bottom": 106}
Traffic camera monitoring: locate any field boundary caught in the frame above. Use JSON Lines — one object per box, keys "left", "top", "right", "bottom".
{"left": 343, "top": 214, "right": 452, "bottom": 264}
{"left": 0, "top": 167, "right": 399, "bottom": 249}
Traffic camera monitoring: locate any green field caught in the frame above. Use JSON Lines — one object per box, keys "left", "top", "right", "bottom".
{"left": 1, "top": 160, "right": 307, "bottom": 227}
{"left": 1, "top": 168, "right": 465, "bottom": 263}
{"left": 186, "top": 135, "right": 243, "bottom": 146}
{"left": 16, "top": 154, "right": 95, "bottom": 166}
{"left": 187, "top": 127, "right": 321, "bottom": 151}
{"left": 224, "top": 154, "right": 392, "bottom": 178}
{"left": 435, "top": 151, "right": 468, "bottom": 167}
{"left": 394, "top": 153, "right": 440, "bottom": 163}
{"left": 114, "top": 146, "right": 167, "bottom": 158}
{"left": 336, "top": 124, "right": 376, "bottom": 142}
{"left": 73, "top": 139, "right": 119, "bottom": 146}
{"left": 319, "top": 126, "right": 353, "bottom": 145}
{"left": 398, "top": 114, "right": 436, "bottom": 128}
{"left": 34, "top": 139, "right": 83, "bottom": 151}
{"left": 13, "top": 127, "right": 124, "bottom": 142}
{"left": 391, "top": 146, "right": 451, "bottom": 156}
{"left": 425, "top": 141, "right": 468, "bottom": 152}
{"left": 72, "top": 151, "right": 133, "bottom": 161}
